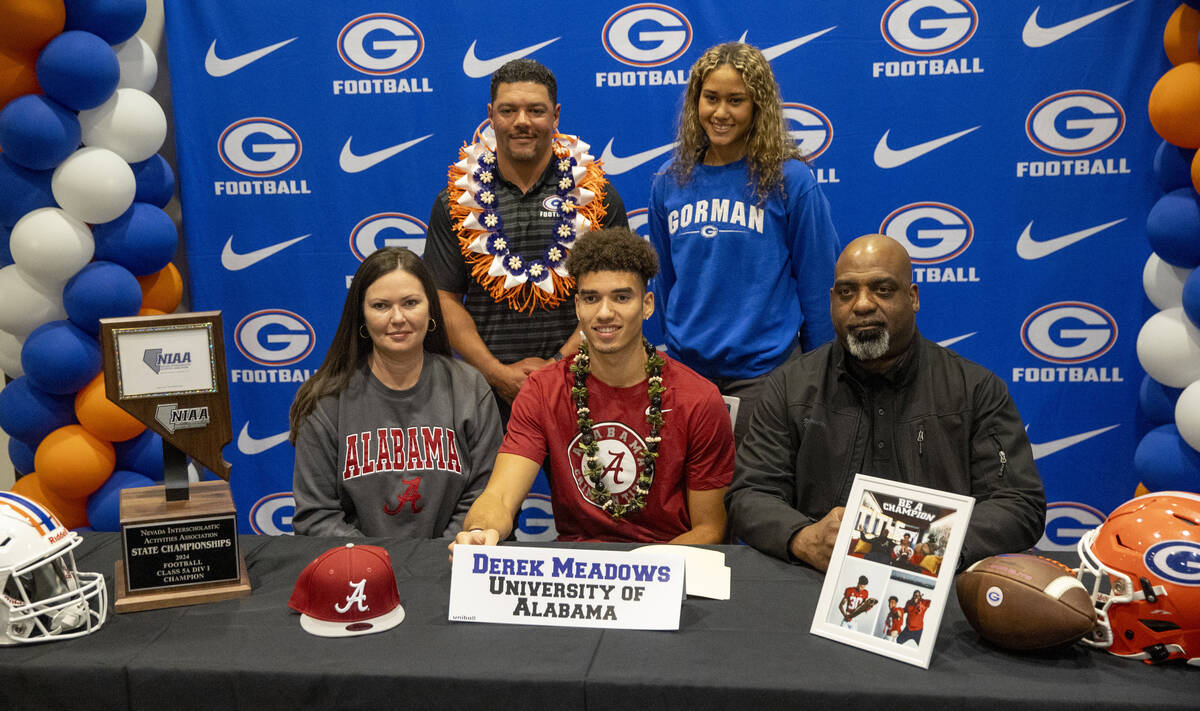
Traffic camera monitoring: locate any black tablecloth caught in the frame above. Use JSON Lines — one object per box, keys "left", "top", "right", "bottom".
{"left": 1, "top": 534, "right": 1194, "bottom": 711}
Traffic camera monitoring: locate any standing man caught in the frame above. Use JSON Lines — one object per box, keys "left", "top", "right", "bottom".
{"left": 838, "top": 575, "right": 871, "bottom": 630}
{"left": 897, "top": 590, "right": 931, "bottom": 646}
{"left": 425, "top": 59, "right": 628, "bottom": 419}
{"left": 883, "top": 596, "right": 903, "bottom": 641}
{"left": 450, "top": 228, "right": 732, "bottom": 549}
{"left": 727, "top": 234, "right": 1045, "bottom": 571}
{"left": 892, "top": 533, "right": 914, "bottom": 565}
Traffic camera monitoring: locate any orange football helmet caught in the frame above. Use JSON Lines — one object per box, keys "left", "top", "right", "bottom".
{"left": 1075, "top": 491, "right": 1200, "bottom": 665}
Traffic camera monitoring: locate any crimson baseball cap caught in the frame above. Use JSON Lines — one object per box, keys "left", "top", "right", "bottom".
{"left": 288, "top": 543, "right": 405, "bottom": 637}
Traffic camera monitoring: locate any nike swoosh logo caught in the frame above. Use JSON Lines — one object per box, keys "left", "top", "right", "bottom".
{"left": 737, "top": 26, "right": 837, "bottom": 61}
{"left": 205, "top": 37, "right": 297, "bottom": 77}
{"left": 339, "top": 134, "right": 432, "bottom": 174}
{"left": 1022, "top": 1, "right": 1134, "bottom": 47}
{"left": 1016, "top": 218, "right": 1125, "bottom": 260}
{"left": 873, "top": 126, "right": 979, "bottom": 168}
{"left": 462, "top": 37, "right": 560, "bottom": 79}
{"left": 1029, "top": 424, "right": 1118, "bottom": 460}
{"left": 237, "top": 422, "right": 291, "bottom": 455}
{"left": 937, "top": 333, "right": 975, "bottom": 348}
{"left": 645, "top": 407, "right": 673, "bottom": 416}
{"left": 221, "top": 233, "right": 310, "bottom": 271}
{"left": 599, "top": 139, "right": 677, "bottom": 175}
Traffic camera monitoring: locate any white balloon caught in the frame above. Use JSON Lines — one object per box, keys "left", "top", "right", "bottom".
{"left": 9, "top": 208, "right": 94, "bottom": 289}
{"left": 78, "top": 88, "right": 167, "bottom": 163}
{"left": 1137, "top": 307, "right": 1200, "bottom": 388}
{"left": 1176, "top": 381, "right": 1200, "bottom": 453}
{"left": 0, "top": 329, "right": 24, "bottom": 378}
{"left": 51, "top": 147, "right": 136, "bottom": 224}
{"left": 1143, "top": 252, "right": 1190, "bottom": 311}
{"left": 0, "top": 265, "right": 67, "bottom": 339}
{"left": 115, "top": 36, "right": 158, "bottom": 92}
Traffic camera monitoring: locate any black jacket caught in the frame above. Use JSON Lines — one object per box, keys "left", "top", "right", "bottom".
{"left": 727, "top": 335, "right": 1046, "bottom": 568}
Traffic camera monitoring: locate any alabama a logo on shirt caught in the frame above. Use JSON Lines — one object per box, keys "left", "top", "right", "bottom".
{"left": 567, "top": 422, "right": 648, "bottom": 510}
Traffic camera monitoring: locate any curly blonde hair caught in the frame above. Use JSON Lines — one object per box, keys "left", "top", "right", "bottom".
{"left": 668, "top": 42, "right": 804, "bottom": 205}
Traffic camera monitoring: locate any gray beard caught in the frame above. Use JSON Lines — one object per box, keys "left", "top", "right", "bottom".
{"left": 846, "top": 329, "right": 890, "bottom": 361}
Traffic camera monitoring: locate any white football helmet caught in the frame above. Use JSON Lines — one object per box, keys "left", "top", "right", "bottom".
{"left": 0, "top": 492, "right": 107, "bottom": 645}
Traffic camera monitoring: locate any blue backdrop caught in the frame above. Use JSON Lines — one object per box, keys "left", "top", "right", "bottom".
{"left": 163, "top": 1, "right": 1170, "bottom": 547}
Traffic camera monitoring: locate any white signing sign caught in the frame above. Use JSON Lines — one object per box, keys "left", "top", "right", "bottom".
{"left": 449, "top": 545, "right": 685, "bottom": 630}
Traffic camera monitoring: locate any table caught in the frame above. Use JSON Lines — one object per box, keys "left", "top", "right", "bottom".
{"left": 1, "top": 534, "right": 1194, "bottom": 710}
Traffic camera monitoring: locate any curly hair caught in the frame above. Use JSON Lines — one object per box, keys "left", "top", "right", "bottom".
{"left": 668, "top": 42, "right": 804, "bottom": 205}
{"left": 288, "top": 247, "right": 451, "bottom": 442}
{"left": 490, "top": 58, "right": 557, "bottom": 104}
{"left": 565, "top": 228, "right": 659, "bottom": 290}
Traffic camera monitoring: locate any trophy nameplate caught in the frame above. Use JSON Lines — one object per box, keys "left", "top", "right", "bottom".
{"left": 99, "top": 312, "right": 251, "bottom": 613}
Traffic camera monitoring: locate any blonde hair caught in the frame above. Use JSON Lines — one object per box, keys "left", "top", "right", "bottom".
{"left": 668, "top": 42, "right": 804, "bottom": 205}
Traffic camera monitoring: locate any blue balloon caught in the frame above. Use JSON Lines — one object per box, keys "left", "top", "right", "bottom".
{"left": 65, "top": 0, "right": 147, "bottom": 46}
{"left": 0, "top": 156, "right": 55, "bottom": 227}
{"left": 35, "top": 31, "right": 120, "bottom": 111}
{"left": 1134, "top": 424, "right": 1200, "bottom": 492}
{"left": 63, "top": 260, "right": 142, "bottom": 334}
{"left": 130, "top": 154, "right": 175, "bottom": 208}
{"left": 93, "top": 202, "right": 177, "bottom": 275}
{"left": 1152, "top": 141, "right": 1197, "bottom": 194}
{"left": 86, "top": 469, "right": 157, "bottom": 531}
{"left": 9, "top": 438, "right": 36, "bottom": 476}
{"left": 1184, "top": 268, "right": 1200, "bottom": 330}
{"left": 20, "top": 320, "right": 102, "bottom": 395}
{"left": 1139, "top": 373, "right": 1184, "bottom": 425}
{"left": 1146, "top": 188, "right": 1200, "bottom": 269}
{"left": 0, "top": 376, "right": 76, "bottom": 443}
{"left": 0, "top": 95, "right": 81, "bottom": 171}
{"left": 114, "top": 428, "right": 164, "bottom": 481}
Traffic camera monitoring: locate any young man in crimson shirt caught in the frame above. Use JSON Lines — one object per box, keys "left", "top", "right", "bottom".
{"left": 838, "top": 575, "right": 871, "bottom": 630}
{"left": 451, "top": 228, "right": 733, "bottom": 550}
{"left": 897, "top": 590, "right": 931, "bottom": 646}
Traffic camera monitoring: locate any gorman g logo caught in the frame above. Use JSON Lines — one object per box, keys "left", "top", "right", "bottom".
{"left": 250, "top": 493, "right": 295, "bottom": 535}
{"left": 1144, "top": 540, "right": 1200, "bottom": 586}
{"left": 602, "top": 4, "right": 692, "bottom": 67}
{"left": 234, "top": 309, "right": 315, "bottom": 366}
{"left": 338, "top": 13, "right": 423, "bottom": 75}
{"left": 879, "top": 202, "right": 972, "bottom": 264}
{"left": 1021, "top": 302, "right": 1117, "bottom": 364}
{"left": 782, "top": 103, "right": 833, "bottom": 160}
{"left": 881, "top": 0, "right": 978, "bottom": 56}
{"left": 349, "top": 213, "right": 428, "bottom": 261}
{"left": 1026, "top": 90, "right": 1125, "bottom": 156}
{"left": 218, "top": 118, "right": 301, "bottom": 177}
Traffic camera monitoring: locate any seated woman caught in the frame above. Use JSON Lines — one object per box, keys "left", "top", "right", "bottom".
{"left": 290, "top": 247, "right": 502, "bottom": 537}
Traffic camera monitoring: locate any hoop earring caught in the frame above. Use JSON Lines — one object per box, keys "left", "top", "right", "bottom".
{"left": 359, "top": 325, "right": 369, "bottom": 339}
{"left": 427, "top": 317, "right": 437, "bottom": 333}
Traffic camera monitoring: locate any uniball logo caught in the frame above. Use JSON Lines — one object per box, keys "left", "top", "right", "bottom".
{"left": 1038, "top": 502, "right": 1105, "bottom": 552}
{"left": 349, "top": 213, "right": 428, "bottom": 260}
{"left": 338, "top": 13, "right": 423, "bottom": 75}
{"left": 1021, "top": 302, "right": 1117, "bottom": 364}
{"left": 218, "top": 118, "right": 301, "bottom": 178}
{"left": 1026, "top": 91, "right": 1125, "bottom": 157}
{"left": 782, "top": 103, "right": 833, "bottom": 160}
{"left": 879, "top": 202, "right": 972, "bottom": 264}
{"left": 881, "top": 0, "right": 978, "bottom": 56}
{"left": 234, "top": 309, "right": 316, "bottom": 366}
{"left": 602, "top": 4, "right": 692, "bottom": 67}
{"left": 250, "top": 493, "right": 295, "bottom": 535}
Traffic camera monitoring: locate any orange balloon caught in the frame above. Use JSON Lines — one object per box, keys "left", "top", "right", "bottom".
{"left": 0, "top": 0, "right": 65, "bottom": 54}
{"left": 75, "top": 372, "right": 146, "bottom": 442}
{"left": 1193, "top": 147, "right": 1200, "bottom": 196}
{"left": 34, "top": 424, "right": 116, "bottom": 499}
{"left": 1148, "top": 62, "right": 1200, "bottom": 148}
{"left": 1165, "top": 4, "right": 1200, "bottom": 66}
{"left": 0, "top": 46, "right": 39, "bottom": 111}
{"left": 137, "top": 263, "right": 183, "bottom": 313}
{"left": 9, "top": 472, "right": 88, "bottom": 529}
{"left": 138, "top": 307, "right": 166, "bottom": 317}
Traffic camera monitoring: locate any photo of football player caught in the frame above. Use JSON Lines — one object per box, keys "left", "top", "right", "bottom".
{"left": 838, "top": 575, "right": 873, "bottom": 630}
{"left": 896, "top": 589, "right": 932, "bottom": 646}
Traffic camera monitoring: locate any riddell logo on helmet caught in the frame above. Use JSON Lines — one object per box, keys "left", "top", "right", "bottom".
{"left": 47, "top": 529, "right": 69, "bottom": 544}
{"left": 596, "top": 4, "right": 691, "bottom": 87}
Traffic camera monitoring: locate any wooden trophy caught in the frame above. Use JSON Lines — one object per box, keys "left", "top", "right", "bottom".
{"left": 98, "top": 311, "right": 251, "bottom": 613}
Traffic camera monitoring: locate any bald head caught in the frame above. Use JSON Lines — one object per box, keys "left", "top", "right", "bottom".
{"left": 830, "top": 234, "right": 919, "bottom": 373}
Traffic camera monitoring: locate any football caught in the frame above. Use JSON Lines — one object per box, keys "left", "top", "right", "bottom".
{"left": 955, "top": 553, "right": 1096, "bottom": 651}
